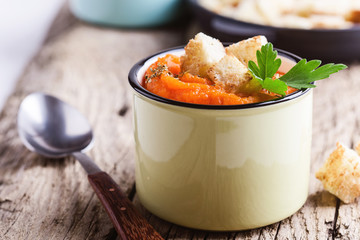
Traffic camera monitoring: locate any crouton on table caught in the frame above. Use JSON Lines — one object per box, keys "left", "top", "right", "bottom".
{"left": 316, "top": 142, "right": 360, "bottom": 203}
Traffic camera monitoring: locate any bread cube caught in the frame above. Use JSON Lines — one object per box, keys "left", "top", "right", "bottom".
{"left": 180, "top": 32, "right": 226, "bottom": 78}
{"left": 347, "top": 10, "right": 360, "bottom": 23}
{"left": 225, "top": 35, "right": 267, "bottom": 65}
{"left": 207, "top": 54, "right": 252, "bottom": 94}
{"left": 316, "top": 142, "right": 360, "bottom": 203}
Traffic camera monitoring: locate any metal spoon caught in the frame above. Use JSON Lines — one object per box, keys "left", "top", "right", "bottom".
{"left": 17, "top": 92, "right": 163, "bottom": 240}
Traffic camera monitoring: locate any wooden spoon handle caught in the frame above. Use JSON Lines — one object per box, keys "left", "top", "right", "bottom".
{"left": 88, "top": 171, "right": 163, "bottom": 240}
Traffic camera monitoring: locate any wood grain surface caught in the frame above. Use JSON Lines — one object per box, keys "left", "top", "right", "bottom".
{"left": 1, "top": 3, "right": 360, "bottom": 240}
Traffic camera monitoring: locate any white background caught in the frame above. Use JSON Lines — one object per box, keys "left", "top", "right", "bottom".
{"left": 0, "top": 0, "right": 64, "bottom": 111}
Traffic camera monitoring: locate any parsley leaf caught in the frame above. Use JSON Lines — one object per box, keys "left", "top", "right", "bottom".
{"left": 262, "top": 77, "right": 288, "bottom": 95}
{"left": 279, "top": 59, "right": 347, "bottom": 89}
{"left": 248, "top": 43, "right": 281, "bottom": 82}
{"left": 247, "top": 42, "right": 347, "bottom": 96}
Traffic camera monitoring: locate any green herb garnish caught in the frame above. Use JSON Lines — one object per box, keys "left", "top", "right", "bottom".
{"left": 248, "top": 43, "right": 347, "bottom": 96}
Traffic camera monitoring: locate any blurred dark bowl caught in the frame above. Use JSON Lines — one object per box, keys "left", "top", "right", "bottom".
{"left": 188, "top": 0, "right": 360, "bottom": 63}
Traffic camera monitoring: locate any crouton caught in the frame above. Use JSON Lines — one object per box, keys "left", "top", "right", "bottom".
{"left": 207, "top": 54, "right": 252, "bottom": 94}
{"left": 347, "top": 10, "right": 360, "bottom": 23}
{"left": 316, "top": 142, "right": 360, "bottom": 203}
{"left": 311, "top": 15, "right": 352, "bottom": 29}
{"left": 225, "top": 35, "right": 267, "bottom": 65}
{"left": 180, "top": 32, "right": 226, "bottom": 78}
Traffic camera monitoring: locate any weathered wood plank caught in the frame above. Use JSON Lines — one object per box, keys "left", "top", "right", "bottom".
{"left": 329, "top": 64, "right": 360, "bottom": 240}
{"left": 275, "top": 64, "right": 360, "bottom": 239}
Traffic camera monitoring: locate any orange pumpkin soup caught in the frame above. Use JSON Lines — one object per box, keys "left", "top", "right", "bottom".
{"left": 142, "top": 54, "right": 296, "bottom": 105}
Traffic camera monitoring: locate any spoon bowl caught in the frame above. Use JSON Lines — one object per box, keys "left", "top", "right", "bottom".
{"left": 17, "top": 92, "right": 163, "bottom": 240}
{"left": 18, "top": 93, "right": 93, "bottom": 158}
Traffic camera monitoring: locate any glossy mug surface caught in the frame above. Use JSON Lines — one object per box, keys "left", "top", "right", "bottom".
{"left": 128, "top": 47, "right": 312, "bottom": 230}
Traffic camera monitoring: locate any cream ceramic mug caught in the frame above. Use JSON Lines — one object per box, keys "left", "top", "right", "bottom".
{"left": 128, "top": 47, "right": 312, "bottom": 231}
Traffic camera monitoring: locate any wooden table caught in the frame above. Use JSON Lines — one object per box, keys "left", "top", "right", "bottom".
{"left": 1, "top": 4, "right": 360, "bottom": 240}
